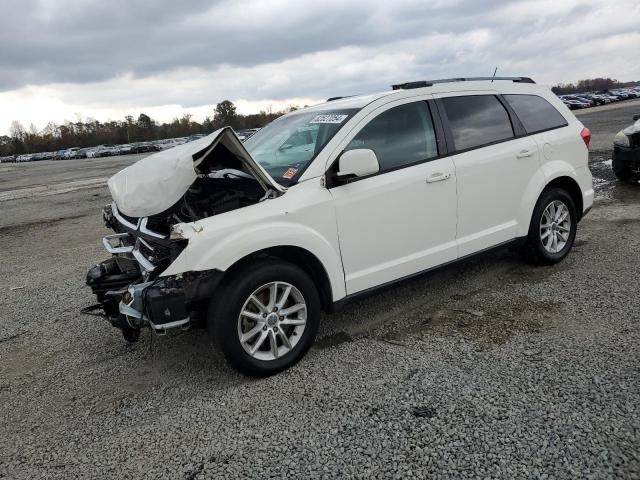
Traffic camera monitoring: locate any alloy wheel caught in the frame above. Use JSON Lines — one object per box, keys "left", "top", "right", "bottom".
{"left": 237, "top": 282, "right": 307, "bottom": 361}
{"left": 540, "top": 200, "right": 571, "bottom": 254}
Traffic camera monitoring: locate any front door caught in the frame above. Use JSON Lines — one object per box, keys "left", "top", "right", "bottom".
{"left": 329, "top": 101, "right": 458, "bottom": 295}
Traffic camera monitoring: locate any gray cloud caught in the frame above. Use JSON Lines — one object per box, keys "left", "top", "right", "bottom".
{"left": 1, "top": 0, "right": 639, "bottom": 133}
{"left": 0, "top": 0, "right": 556, "bottom": 91}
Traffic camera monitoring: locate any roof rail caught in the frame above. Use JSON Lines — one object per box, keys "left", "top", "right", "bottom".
{"left": 326, "top": 95, "right": 355, "bottom": 102}
{"left": 391, "top": 77, "right": 535, "bottom": 90}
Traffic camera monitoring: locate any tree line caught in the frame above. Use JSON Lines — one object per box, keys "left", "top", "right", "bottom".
{"left": 0, "top": 100, "right": 294, "bottom": 156}
{"left": 3, "top": 78, "right": 638, "bottom": 156}
{"left": 551, "top": 77, "right": 639, "bottom": 95}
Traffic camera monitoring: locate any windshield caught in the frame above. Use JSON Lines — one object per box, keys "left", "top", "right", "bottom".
{"left": 244, "top": 108, "right": 359, "bottom": 185}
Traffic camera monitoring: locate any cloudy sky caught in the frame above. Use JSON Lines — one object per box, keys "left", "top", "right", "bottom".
{"left": 1, "top": 0, "right": 639, "bottom": 134}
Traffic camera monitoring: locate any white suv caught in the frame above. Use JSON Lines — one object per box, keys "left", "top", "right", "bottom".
{"left": 86, "top": 77, "right": 594, "bottom": 376}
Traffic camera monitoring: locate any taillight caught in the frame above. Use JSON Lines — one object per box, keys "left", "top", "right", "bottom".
{"left": 581, "top": 127, "right": 591, "bottom": 148}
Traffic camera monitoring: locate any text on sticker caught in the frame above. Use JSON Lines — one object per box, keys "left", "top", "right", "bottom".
{"left": 309, "top": 114, "right": 348, "bottom": 124}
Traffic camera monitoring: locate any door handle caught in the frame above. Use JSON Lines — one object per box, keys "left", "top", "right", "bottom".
{"left": 516, "top": 149, "right": 535, "bottom": 159}
{"left": 426, "top": 172, "right": 451, "bottom": 183}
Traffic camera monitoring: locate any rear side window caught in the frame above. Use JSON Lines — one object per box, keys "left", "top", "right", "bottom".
{"left": 441, "top": 95, "right": 514, "bottom": 151}
{"left": 504, "top": 94, "right": 568, "bottom": 134}
{"left": 346, "top": 101, "right": 438, "bottom": 171}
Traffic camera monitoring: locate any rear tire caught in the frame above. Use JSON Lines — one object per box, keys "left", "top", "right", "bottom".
{"left": 522, "top": 187, "right": 577, "bottom": 265}
{"left": 207, "top": 259, "right": 321, "bottom": 377}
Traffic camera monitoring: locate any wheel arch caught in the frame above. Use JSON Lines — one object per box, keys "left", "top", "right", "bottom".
{"left": 517, "top": 167, "right": 586, "bottom": 238}
{"left": 218, "top": 246, "right": 336, "bottom": 313}
{"left": 162, "top": 219, "right": 347, "bottom": 304}
{"left": 545, "top": 176, "right": 584, "bottom": 221}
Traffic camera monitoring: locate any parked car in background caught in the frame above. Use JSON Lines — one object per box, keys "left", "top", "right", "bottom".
{"left": 187, "top": 134, "right": 207, "bottom": 143}
{"left": 612, "top": 113, "right": 640, "bottom": 182}
{"left": 600, "top": 93, "right": 620, "bottom": 102}
{"left": 574, "top": 96, "right": 595, "bottom": 107}
{"left": 236, "top": 128, "right": 261, "bottom": 141}
{"left": 87, "top": 145, "right": 103, "bottom": 158}
{"left": 582, "top": 94, "right": 609, "bottom": 106}
{"left": 86, "top": 76, "right": 593, "bottom": 376}
{"left": 562, "top": 98, "right": 590, "bottom": 110}
{"left": 611, "top": 90, "right": 634, "bottom": 100}
{"left": 60, "top": 147, "right": 86, "bottom": 159}
{"left": 103, "top": 145, "right": 120, "bottom": 157}
{"left": 561, "top": 95, "right": 593, "bottom": 106}
{"left": 118, "top": 144, "right": 134, "bottom": 155}
{"left": 132, "top": 142, "right": 161, "bottom": 153}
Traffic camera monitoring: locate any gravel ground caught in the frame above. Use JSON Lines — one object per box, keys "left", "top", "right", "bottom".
{"left": 1, "top": 102, "right": 639, "bottom": 479}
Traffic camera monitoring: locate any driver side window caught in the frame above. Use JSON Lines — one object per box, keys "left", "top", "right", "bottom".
{"left": 346, "top": 101, "right": 438, "bottom": 172}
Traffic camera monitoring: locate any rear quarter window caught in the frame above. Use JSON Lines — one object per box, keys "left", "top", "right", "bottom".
{"left": 503, "top": 94, "right": 568, "bottom": 134}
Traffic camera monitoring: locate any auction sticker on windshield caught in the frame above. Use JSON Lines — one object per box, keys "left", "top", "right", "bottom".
{"left": 282, "top": 167, "right": 298, "bottom": 179}
{"left": 310, "top": 114, "right": 348, "bottom": 124}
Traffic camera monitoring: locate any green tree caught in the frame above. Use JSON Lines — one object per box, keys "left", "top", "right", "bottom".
{"left": 214, "top": 100, "right": 238, "bottom": 129}
{"left": 0, "top": 105, "right": 294, "bottom": 157}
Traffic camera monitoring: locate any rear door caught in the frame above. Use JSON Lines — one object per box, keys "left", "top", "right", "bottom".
{"left": 436, "top": 93, "right": 541, "bottom": 256}
{"left": 501, "top": 93, "right": 572, "bottom": 170}
{"left": 329, "top": 99, "right": 458, "bottom": 294}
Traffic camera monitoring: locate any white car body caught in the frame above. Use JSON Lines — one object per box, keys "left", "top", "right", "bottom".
{"left": 92, "top": 77, "right": 593, "bottom": 374}
{"left": 112, "top": 79, "right": 592, "bottom": 301}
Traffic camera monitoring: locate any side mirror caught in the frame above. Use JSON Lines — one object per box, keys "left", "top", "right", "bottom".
{"left": 337, "top": 149, "right": 380, "bottom": 178}
{"left": 633, "top": 114, "right": 640, "bottom": 121}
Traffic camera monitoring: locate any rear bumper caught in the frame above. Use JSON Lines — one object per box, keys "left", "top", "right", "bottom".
{"left": 575, "top": 165, "right": 594, "bottom": 221}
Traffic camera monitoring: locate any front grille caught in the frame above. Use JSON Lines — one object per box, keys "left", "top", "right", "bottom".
{"left": 144, "top": 216, "right": 171, "bottom": 236}
{"left": 138, "top": 237, "right": 170, "bottom": 263}
{"left": 104, "top": 202, "right": 173, "bottom": 275}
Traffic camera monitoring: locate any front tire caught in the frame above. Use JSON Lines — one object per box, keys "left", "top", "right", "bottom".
{"left": 522, "top": 187, "right": 577, "bottom": 265}
{"left": 612, "top": 158, "right": 635, "bottom": 182}
{"left": 121, "top": 327, "right": 140, "bottom": 343}
{"left": 208, "top": 259, "right": 321, "bottom": 377}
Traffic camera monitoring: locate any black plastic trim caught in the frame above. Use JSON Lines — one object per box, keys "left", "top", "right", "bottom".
{"left": 496, "top": 94, "right": 527, "bottom": 137}
{"left": 392, "top": 77, "right": 535, "bottom": 90}
{"left": 427, "top": 99, "right": 450, "bottom": 155}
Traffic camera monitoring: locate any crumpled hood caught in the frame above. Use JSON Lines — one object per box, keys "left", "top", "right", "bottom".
{"left": 107, "top": 127, "right": 284, "bottom": 217}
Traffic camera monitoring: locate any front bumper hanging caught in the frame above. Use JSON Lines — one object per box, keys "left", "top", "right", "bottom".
{"left": 85, "top": 258, "right": 190, "bottom": 334}
{"left": 83, "top": 202, "right": 222, "bottom": 336}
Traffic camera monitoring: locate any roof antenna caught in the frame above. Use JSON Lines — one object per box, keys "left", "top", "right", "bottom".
{"left": 491, "top": 67, "right": 498, "bottom": 83}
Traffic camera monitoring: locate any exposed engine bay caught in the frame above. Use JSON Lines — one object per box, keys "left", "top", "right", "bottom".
{"left": 84, "top": 128, "right": 283, "bottom": 340}
{"left": 140, "top": 141, "right": 270, "bottom": 228}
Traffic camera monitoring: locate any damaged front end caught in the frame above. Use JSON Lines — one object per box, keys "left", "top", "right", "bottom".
{"left": 83, "top": 127, "right": 283, "bottom": 341}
